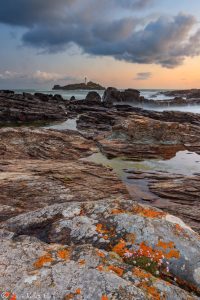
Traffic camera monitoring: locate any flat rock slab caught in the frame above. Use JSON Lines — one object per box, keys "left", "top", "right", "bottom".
{"left": 0, "top": 200, "right": 199, "bottom": 299}
{"left": 0, "top": 127, "right": 97, "bottom": 160}
{"left": 97, "top": 114, "right": 200, "bottom": 160}
{"left": 0, "top": 159, "right": 128, "bottom": 221}
{"left": 126, "top": 170, "right": 200, "bottom": 233}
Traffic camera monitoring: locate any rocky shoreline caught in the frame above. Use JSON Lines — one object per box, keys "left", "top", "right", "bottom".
{"left": 0, "top": 88, "right": 200, "bottom": 299}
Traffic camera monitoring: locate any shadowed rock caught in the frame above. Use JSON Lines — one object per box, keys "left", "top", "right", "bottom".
{"left": 0, "top": 90, "right": 67, "bottom": 125}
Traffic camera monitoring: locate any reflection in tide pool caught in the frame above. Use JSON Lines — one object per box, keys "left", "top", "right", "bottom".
{"left": 43, "top": 118, "right": 77, "bottom": 131}
{"left": 86, "top": 150, "right": 200, "bottom": 179}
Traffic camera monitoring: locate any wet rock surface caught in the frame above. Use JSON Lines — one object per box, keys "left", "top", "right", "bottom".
{"left": 161, "top": 89, "right": 200, "bottom": 99}
{"left": 125, "top": 169, "right": 200, "bottom": 234}
{"left": 96, "top": 113, "right": 200, "bottom": 160}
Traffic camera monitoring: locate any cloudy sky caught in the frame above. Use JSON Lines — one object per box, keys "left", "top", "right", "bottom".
{"left": 0, "top": 0, "right": 200, "bottom": 89}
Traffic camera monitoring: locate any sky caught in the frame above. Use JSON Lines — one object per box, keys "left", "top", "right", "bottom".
{"left": 0, "top": 0, "right": 200, "bottom": 89}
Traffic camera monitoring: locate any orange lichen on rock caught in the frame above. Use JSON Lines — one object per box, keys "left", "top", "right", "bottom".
{"left": 133, "top": 206, "right": 166, "bottom": 219}
{"left": 64, "top": 293, "right": 74, "bottom": 300}
{"left": 57, "top": 249, "right": 70, "bottom": 260}
{"left": 156, "top": 240, "right": 180, "bottom": 259}
{"left": 165, "top": 249, "right": 180, "bottom": 259}
{"left": 108, "top": 265, "right": 124, "bottom": 277}
{"left": 64, "top": 289, "right": 81, "bottom": 299}
{"left": 101, "top": 295, "right": 109, "bottom": 300}
{"left": 136, "top": 242, "right": 164, "bottom": 262}
{"left": 157, "top": 240, "right": 175, "bottom": 250}
{"left": 112, "top": 239, "right": 126, "bottom": 256}
{"left": 175, "top": 224, "right": 183, "bottom": 232}
{"left": 96, "top": 223, "right": 109, "bottom": 234}
{"left": 96, "top": 250, "right": 106, "bottom": 258}
{"left": 76, "top": 288, "right": 81, "bottom": 294}
{"left": 111, "top": 208, "right": 125, "bottom": 214}
{"left": 133, "top": 267, "right": 151, "bottom": 280}
{"left": 97, "top": 265, "right": 104, "bottom": 271}
{"left": 133, "top": 268, "right": 163, "bottom": 300}
{"left": 143, "top": 285, "right": 163, "bottom": 300}
{"left": 136, "top": 241, "right": 180, "bottom": 262}
{"left": 33, "top": 253, "right": 53, "bottom": 269}
{"left": 78, "top": 259, "right": 86, "bottom": 265}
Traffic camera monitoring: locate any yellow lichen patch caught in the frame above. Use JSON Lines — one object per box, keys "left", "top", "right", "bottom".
{"left": 96, "top": 250, "right": 106, "bottom": 258}
{"left": 112, "top": 239, "right": 126, "bottom": 256}
{"left": 33, "top": 253, "right": 53, "bottom": 269}
{"left": 133, "top": 206, "right": 166, "bottom": 219}
{"left": 57, "top": 249, "right": 70, "bottom": 260}
{"left": 108, "top": 265, "right": 124, "bottom": 277}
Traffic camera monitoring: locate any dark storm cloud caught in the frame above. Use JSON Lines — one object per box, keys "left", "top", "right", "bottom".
{"left": 135, "top": 72, "right": 152, "bottom": 80}
{"left": 0, "top": 0, "right": 200, "bottom": 68}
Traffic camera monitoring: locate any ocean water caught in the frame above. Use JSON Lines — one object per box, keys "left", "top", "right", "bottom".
{"left": 14, "top": 88, "right": 170, "bottom": 101}
{"left": 13, "top": 88, "right": 200, "bottom": 114}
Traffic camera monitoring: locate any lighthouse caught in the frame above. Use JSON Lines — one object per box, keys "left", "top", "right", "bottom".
{"left": 84, "top": 77, "right": 87, "bottom": 85}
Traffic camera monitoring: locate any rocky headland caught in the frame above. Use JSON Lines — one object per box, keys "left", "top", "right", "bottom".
{"left": 53, "top": 81, "right": 105, "bottom": 91}
{"left": 0, "top": 88, "right": 200, "bottom": 299}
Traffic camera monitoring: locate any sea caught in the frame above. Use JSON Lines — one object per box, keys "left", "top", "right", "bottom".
{"left": 13, "top": 88, "right": 200, "bottom": 114}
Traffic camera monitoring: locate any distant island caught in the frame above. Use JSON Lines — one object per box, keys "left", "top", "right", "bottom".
{"left": 53, "top": 81, "right": 105, "bottom": 91}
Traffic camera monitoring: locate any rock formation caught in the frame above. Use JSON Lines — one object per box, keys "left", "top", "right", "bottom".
{"left": 103, "top": 87, "right": 141, "bottom": 105}
{"left": 125, "top": 169, "right": 200, "bottom": 233}
{"left": 1, "top": 89, "right": 200, "bottom": 299}
{"left": 0, "top": 90, "right": 67, "bottom": 125}
{"left": 53, "top": 81, "right": 105, "bottom": 90}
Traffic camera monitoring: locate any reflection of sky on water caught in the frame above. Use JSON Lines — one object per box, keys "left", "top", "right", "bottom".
{"left": 85, "top": 150, "right": 200, "bottom": 179}
{"left": 43, "top": 118, "right": 77, "bottom": 131}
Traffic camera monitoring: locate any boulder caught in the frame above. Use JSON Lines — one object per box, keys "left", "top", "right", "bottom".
{"left": 103, "top": 87, "right": 123, "bottom": 105}
{"left": 1, "top": 200, "right": 200, "bottom": 299}
{"left": 123, "top": 89, "right": 140, "bottom": 101}
{"left": 85, "top": 91, "right": 101, "bottom": 104}
{"left": 103, "top": 87, "right": 141, "bottom": 106}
